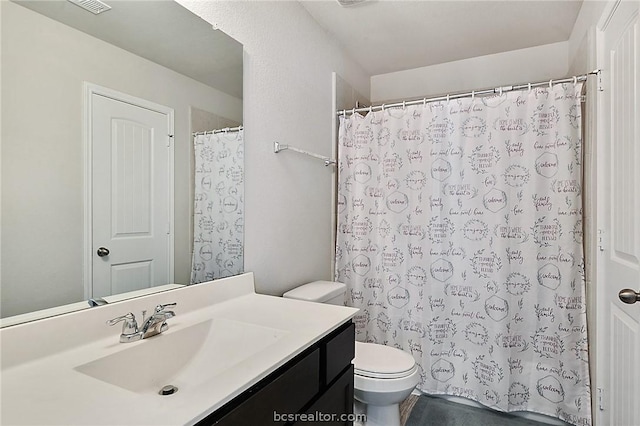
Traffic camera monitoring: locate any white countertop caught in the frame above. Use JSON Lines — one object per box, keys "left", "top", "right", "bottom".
{"left": 0, "top": 273, "right": 358, "bottom": 425}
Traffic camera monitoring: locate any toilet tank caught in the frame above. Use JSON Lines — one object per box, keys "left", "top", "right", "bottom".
{"left": 282, "top": 281, "right": 347, "bottom": 305}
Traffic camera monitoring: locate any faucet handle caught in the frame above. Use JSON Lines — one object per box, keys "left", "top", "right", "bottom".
{"left": 155, "top": 302, "right": 177, "bottom": 313}
{"left": 106, "top": 312, "right": 138, "bottom": 334}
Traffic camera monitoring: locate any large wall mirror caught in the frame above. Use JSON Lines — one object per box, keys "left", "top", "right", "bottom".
{"left": 1, "top": 0, "right": 244, "bottom": 325}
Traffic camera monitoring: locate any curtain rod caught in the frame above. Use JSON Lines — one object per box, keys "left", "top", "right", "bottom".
{"left": 192, "top": 125, "right": 243, "bottom": 137}
{"left": 337, "top": 70, "right": 601, "bottom": 116}
{"left": 273, "top": 141, "right": 336, "bottom": 167}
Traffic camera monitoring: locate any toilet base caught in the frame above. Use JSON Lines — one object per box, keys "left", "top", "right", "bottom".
{"left": 353, "top": 400, "right": 366, "bottom": 426}
{"left": 363, "top": 402, "right": 401, "bottom": 426}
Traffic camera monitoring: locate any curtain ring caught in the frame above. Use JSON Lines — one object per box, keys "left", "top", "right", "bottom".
{"left": 352, "top": 108, "right": 356, "bottom": 115}
{"left": 342, "top": 109, "right": 346, "bottom": 118}
{"left": 573, "top": 76, "right": 578, "bottom": 85}
{"left": 369, "top": 105, "right": 373, "bottom": 114}
{"left": 528, "top": 83, "right": 532, "bottom": 92}
{"left": 382, "top": 104, "right": 385, "bottom": 111}
{"left": 471, "top": 91, "right": 475, "bottom": 101}
{"left": 402, "top": 101, "right": 406, "bottom": 109}
{"left": 499, "top": 87, "right": 503, "bottom": 96}
{"left": 446, "top": 94, "right": 450, "bottom": 103}
{"left": 423, "top": 98, "right": 426, "bottom": 107}
{"left": 549, "top": 79, "right": 553, "bottom": 88}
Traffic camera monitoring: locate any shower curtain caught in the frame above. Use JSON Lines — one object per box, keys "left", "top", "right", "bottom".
{"left": 191, "top": 129, "right": 244, "bottom": 283}
{"left": 335, "top": 83, "right": 591, "bottom": 426}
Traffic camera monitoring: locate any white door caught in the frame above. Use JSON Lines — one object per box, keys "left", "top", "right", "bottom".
{"left": 90, "top": 91, "right": 173, "bottom": 298}
{"left": 597, "top": 1, "right": 640, "bottom": 425}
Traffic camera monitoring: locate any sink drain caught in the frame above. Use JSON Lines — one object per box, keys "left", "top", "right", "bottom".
{"left": 159, "top": 385, "right": 178, "bottom": 396}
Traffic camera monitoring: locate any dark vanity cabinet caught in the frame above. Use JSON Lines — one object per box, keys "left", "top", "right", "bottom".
{"left": 197, "top": 321, "right": 355, "bottom": 426}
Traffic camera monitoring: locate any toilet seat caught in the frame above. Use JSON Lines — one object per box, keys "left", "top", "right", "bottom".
{"left": 354, "top": 342, "right": 417, "bottom": 379}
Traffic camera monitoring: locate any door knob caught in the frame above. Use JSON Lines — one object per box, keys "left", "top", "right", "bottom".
{"left": 97, "top": 247, "right": 110, "bottom": 257}
{"left": 618, "top": 289, "right": 640, "bottom": 304}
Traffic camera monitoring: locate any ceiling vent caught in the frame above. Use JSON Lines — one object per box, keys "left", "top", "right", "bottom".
{"left": 67, "top": 0, "right": 111, "bottom": 15}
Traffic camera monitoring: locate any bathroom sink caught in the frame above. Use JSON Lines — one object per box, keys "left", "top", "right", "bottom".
{"left": 74, "top": 318, "right": 288, "bottom": 394}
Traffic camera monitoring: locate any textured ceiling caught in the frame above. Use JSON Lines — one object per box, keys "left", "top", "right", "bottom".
{"left": 300, "top": 0, "right": 583, "bottom": 75}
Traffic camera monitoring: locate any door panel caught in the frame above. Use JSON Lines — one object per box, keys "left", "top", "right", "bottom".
{"left": 112, "top": 119, "right": 152, "bottom": 236}
{"left": 91, "top": 93, "right": 171, "bottom": 297}
{"left": 110, "top": 261, "right": 153, "bottom": 295}
{"left": 610, "top": 306, "right": 639, "bottom": 425}
{"left": 597, "top": 1, "right": 640, "bottom": 424}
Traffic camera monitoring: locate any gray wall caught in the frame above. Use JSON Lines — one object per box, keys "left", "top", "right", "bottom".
{"left": 178, "top": 1, "right": 371, "bottom": 296}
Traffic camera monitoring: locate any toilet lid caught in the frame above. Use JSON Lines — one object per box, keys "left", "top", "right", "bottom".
{"left": 354, "top": 342, "right": 416, "bottom": 379}
{"left": 282, "top": 281, "right": 346, "bottom": 303}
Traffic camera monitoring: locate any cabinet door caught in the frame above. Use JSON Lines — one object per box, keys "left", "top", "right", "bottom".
{"left": 209, "top": 349, "right": 320, "bottom": 426}
{"left": 296, "top": 365, "right": 355, "bottom": 426}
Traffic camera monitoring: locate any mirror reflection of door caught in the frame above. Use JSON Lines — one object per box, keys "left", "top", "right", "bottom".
{"left": 89, "top": 87, "right": 174, "bottom": 298}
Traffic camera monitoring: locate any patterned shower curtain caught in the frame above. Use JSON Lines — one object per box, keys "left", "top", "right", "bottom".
{"left": 191, "top": 130, "right": 244, "bottom": 283}
{"left": 335, "top": 83, "right": 591, "bottom": 426}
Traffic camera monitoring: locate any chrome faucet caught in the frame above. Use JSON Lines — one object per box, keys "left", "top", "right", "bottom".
{"left": 107, "top": 303, "right": 176, "bottom": 343}
{"left": 106, "top": 312, "right": 139, "bottom": 342}
{"left": 140, "top": 303, "right": 177, "bottom": 338}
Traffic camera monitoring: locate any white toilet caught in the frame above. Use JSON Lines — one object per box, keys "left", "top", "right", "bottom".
{"left": 283, "top": 281, "right": 420, "bottom": 426}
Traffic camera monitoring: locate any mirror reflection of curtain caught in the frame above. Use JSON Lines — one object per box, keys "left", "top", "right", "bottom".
{"left": 191, "top": 130, "right": 244, "bottom": 284}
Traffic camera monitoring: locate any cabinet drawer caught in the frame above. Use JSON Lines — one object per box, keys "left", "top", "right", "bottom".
{"left": 324, "top": 322, "right": 355, "bottom": 385}
{"left": 210, "top": 348, "right": 320, "bottom": 426}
